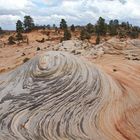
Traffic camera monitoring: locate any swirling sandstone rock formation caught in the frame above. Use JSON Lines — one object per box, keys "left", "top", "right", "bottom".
{"left": 0, "top": 51, "right": 140, "bottom": 140}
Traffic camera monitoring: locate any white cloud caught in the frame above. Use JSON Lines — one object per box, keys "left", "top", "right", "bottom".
{"left": 0, "top": 0, "right": 140, "bottom": 30}
{"left": 0, "top": 0, "right": 30, "bottom": 10}
{"left": 0, "top": 0, "right": 35, "bottom": 29}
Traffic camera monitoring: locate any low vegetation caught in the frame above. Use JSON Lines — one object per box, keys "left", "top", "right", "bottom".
{"left": 71, "top": 24, "right": 75, "bottom": 32}
{"left": 96, "top": 35, "right": 100, "bottom": 45}
{"left": 1, "top": 15, "right": 139, "bottom": 46}
{"left": 0, "top": 27, "right": 4, "bottom": 35}
{"left": 80, "top": 28, "right": 91, "bottom": 40}
{"left": 37, "top": 47, "right": 41, "bottom": 51}
{"left": 23, "top": 57, "right": 30, "bottom": 63}
{"left": 63, "top": 29, "right": 71, "bottom": 41}
{"left": 8, "top": 36, "right": 16, "bottom": 45}
{"left": 16, "top": 32, "right": 23, "bottom": 43}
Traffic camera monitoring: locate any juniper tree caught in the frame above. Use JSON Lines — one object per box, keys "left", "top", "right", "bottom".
{"left": 60, "top": 19, "right": 67, "bottom": 30}
{"left": 16, "top": 20, "right": 24, "bottom": 33}
{"left": 71, "top": 24, "right": 75, "bottom": 32}
{"left": 63, "top": 29, "right": 71, "bottom": 40}
{"left": 80, "top": 28, "right": 91, "bottom": 40}
{"left": 24, "top": 16, "right": 35, "bottom": 32}
{"left": 96, "top": 17, "right": 107, "bottom": 36}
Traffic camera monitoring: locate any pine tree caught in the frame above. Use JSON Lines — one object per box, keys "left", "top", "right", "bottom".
{"left": 24, "top": 16, "right": 35, "bottom": 32}
{"left": 129, "top": 26, "right": 139, "bottom": 39}
{"left": 129, "top": 31, "right": 139, "bottom": 39}
{"left": 0, "top": 27, "right": 3, "bottom": 34}
{"left": 16, "top": 20, "right": 24, "bottom": 33}
{"left": 96, "top": 17, "right": 107, "bottom": 36}
{"left": 71, "top": 24, "right": 75, "bottom": 32}
{"left": 86, "top": 23, "right": 94, "bottom": 34}
{"left": 53, "top": 24, "right": 56, "bottom": 29}
{"left": 114, "top": 19, "right": 119, "bottom": 27}
{"left": 108, "top": 20, "right": 118, "bottom": 36}
{"left": 60, "top": 19, "right": 67, "bottom": 30}
{"left": 46, "top": 24, "right": 51, "bottom": 29}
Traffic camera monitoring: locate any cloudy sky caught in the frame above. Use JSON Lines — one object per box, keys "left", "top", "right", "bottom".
{"left": 0, "top": 0, "right": 140, "bottom": 30}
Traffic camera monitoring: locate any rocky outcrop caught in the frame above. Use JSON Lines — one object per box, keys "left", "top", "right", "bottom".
{"left": 0, "top": 51, "right": 140, "bottom": 140}
{"left": 52, "top": 38, "right": 140, "bottom": 59}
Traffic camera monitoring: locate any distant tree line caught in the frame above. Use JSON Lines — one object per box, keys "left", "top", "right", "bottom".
{"left": 80, "top": 17, "right": 140, "bottom": 44}
{"left": 5, "top": 15, "right": 140, "bottom": 45}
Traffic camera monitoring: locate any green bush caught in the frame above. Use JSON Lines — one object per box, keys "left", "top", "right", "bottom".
{"left": 63, "top": 29, "right": 71, "bottom": 40}
{"left": 24, "top": 15, "right": 35, "bottom": 32}
{"left": 80, "top": 29, "right": 91, "bottom": 40}
{"left": 60, "top": 19, "right": 67, "bottom": 30}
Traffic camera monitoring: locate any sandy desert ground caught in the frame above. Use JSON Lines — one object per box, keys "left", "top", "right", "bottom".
{"left": 0, "top": 31, "right": 140, "bottom": 139}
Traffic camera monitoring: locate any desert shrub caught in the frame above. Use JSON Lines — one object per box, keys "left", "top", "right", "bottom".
{"left": 118, "top": 30, "right": 126, "bottom": 38}
{"left": 71, "top": 24, "right": 75, "bottom": 32}
{"left": 8, "top": 36, "right": 16, "bottom": 45}
{"left": 96, "top": 35, "right": 100, "bottom": 44}
{"left": 113, "top": 69, "right": 117, "bottom": 72}
{"left": 16, "top": 32, "right": 23, "bottom": 42}
{"left": 86, "top": 23, "right": 94, "bottom": 34}
{"left": 36, "top": 38, "right": 45, "bottom": 43}
{"left": 80, "top": 29, "right": 91, "bottom": 40}
{"left": 37, "top": 47, "right": 41, "bottom": 51}
{"left": 63, "top": 29, "right": 71, "bottom": 40}
{"left": 108, "top": 20, "right": 118, "bottom": 36}
{"left": 22, "top": 53, "right": 25, "bottom": 56}
{"left": 129, "top": 31, "right": 139, "bottom": 39}
{"left": 23, "top": 57, "right": 30, "bottom": 63}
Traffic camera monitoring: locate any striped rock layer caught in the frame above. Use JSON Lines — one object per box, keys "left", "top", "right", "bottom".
{"left": 0, "top": 51, "right": 140, "bottom": 140}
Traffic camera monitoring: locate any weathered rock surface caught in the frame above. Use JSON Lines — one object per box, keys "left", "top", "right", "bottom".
{"left": 53, "top": 38, "right": 140, "bottom": 59}
{"left": 1, "top": 38, "right": 140, "bottom": 74}
{"left": 0, "top": 51, "right": 140, "bottom": 140}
